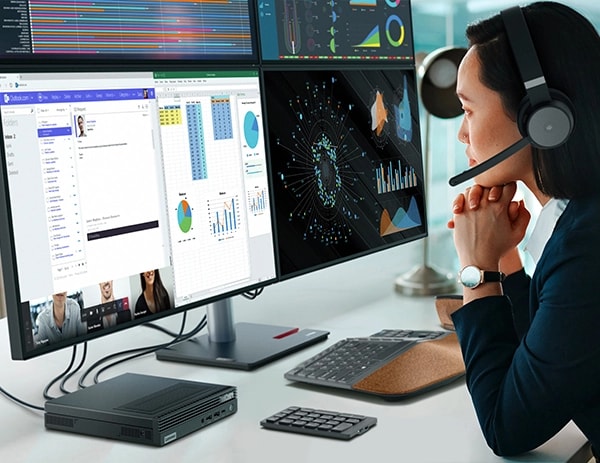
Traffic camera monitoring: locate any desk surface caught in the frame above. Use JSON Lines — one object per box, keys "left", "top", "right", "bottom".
{"left": 0, "top": 247, "right": 591, "bottom": 463}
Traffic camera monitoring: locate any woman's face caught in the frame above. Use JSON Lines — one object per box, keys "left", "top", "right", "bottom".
{"left": 456, "top": 47, "right": 532, "bottom": 187}
{"left": 144, "top": 270, "right": 155, "bottom": 286}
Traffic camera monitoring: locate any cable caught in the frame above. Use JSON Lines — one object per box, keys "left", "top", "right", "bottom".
{"left": 0, "top": 385, "right": 45, "bottom": 412}
{"left": 0, "top": 305, "right": 209, "bottom": 410}
{"left": 242, "top": 287, "right": 264, "bottom": 300}
{"left": 91, "top": 323, "right": 203, "bottom": 384}
{"left": 78, "top": 312, "right": 207, "bottom": 387}
{"left": 143, "top": 321, "right": 187, "bottom": 338}
{"left": 0, "top": 343, "right": 87, "bottom": 410}
{"left": 91, "top": 314, "right": 207, "bottom": 384}
{"left": 43, "top": 344, "right": 81, "bottom": 400}
{"left": 77, "top": 313, "right": 187, "bottom": 388}
{"left": 59, "top": 342, "right": 88, "bottom": 395}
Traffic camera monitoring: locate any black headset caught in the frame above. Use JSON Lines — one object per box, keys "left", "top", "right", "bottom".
{"left": 501, "top": 6, "right": 574, "bottom": 149}
{"left": 448, "top": 6, "right": 575, "bottom": 186}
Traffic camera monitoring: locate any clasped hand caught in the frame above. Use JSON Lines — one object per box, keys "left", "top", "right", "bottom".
{"left": 448, "top": 182, "right": 531, "bottom": 271}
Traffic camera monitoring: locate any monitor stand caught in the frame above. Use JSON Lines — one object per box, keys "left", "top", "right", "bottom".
{"left": 155, "top": 298, "right": 329, "bottom": 370}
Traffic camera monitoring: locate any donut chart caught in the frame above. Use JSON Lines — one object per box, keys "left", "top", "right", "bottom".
{"left": 244, "top": 111, "right": 260, "bottom": 149}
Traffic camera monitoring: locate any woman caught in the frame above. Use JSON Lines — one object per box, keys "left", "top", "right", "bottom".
{"left": 448, "top": 2, "right": 600, "bottom": 457}
{"left": 134, "top": 269, "right": 171, "bottom": 318}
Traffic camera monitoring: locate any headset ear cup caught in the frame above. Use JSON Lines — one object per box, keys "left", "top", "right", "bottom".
{"left": 517, "top": 89, "right": 575, "bottom": 149}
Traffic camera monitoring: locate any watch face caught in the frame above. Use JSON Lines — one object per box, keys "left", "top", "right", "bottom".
{"left": 460, "top": 265, "right": 481, "bottom": 288}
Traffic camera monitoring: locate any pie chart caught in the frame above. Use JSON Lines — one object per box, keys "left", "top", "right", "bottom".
{"left": 177, "top": 199, "right": 192, "bottom": 233}
{"left": 244, "top": 111, "right": 260, "bottom": 149}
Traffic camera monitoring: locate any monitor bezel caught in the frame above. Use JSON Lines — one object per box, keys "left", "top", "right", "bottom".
{"left": 0, "top": 61, "right": 278, "bottom": 360}
{"left": 261, "top": 63, "right": 428, "bottom": 282}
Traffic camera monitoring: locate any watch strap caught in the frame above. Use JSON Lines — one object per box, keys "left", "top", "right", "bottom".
{"left": 482, "top": 270, "right": 505, "bottom": 283}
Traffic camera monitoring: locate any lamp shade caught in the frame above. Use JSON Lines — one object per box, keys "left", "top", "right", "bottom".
{"left": 419, "top": 46, "right": 467, "bottom": 119}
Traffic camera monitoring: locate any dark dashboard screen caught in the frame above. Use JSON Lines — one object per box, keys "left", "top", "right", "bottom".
{"left": 257, "top": 0, "right": 414, "bottom": 63}
{"left": 263, "top": 67, "right": 426, "bottom": 278}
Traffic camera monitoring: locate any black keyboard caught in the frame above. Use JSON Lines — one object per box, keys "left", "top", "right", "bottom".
{"left": 260, "top": 406, "right": 377, "bottom": 440}
{"left": 285, "top": 329, "right": 463, "bottom": 400}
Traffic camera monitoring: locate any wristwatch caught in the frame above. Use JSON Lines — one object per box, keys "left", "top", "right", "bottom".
{"left": 458, "top": 265, "right": 505, "bottom": 289}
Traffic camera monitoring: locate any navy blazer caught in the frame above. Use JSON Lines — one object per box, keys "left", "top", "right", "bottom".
{"left": 452, "top": 195, "right": 600, "bottom": 456}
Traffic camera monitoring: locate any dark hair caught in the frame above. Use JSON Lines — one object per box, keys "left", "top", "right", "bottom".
{"left": 139, "top": 269, "right": 170, "bottom": 312}
{"left": 466, "top": 1, "right": 600, "bottom": 198}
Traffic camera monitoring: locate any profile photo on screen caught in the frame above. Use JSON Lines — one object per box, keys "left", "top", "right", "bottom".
{"left": 76, "top": 114, "right": 87, "bottom": 137}
{"left": 33, "top": 291, "right": 87, "bottom": 345}
{"left": 133, "top": 268, "right": 173, "bottom": 319}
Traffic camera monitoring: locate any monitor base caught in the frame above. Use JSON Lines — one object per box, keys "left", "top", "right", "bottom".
{"left": 156, "top": 322, "right": 329, "bottom": 370}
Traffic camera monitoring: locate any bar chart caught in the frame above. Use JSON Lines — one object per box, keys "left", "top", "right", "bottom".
{"left": 375, "top": 160, "right": 417, "bottom": 194}
{"left": 208, "top": 196, "right": 241, "bottom": 238}
{"left": 248, "top": 188, "right": 268, "bottom": 215}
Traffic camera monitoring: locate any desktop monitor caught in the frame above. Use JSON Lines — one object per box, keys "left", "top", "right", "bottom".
{"left": 0, "top": 0, "right": 258, "bottom": 62}
{"left": 256, "top": 0, "right": 414, "bottom": 63}
{"left": 262, "top": 66, "right": 427, "bottom": 279}
{"left": 0, "top": 66, "right": 327, "bottom": 368}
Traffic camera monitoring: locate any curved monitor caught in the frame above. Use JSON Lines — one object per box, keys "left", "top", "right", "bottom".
{"left": 263, "top": 66, "right": 427, "bottom": 279}
{"left": 0, "top": 66, "right": 277, "bottom": 360}
{"left": 0, "top": 0, "right": 258, "bottom": 63}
